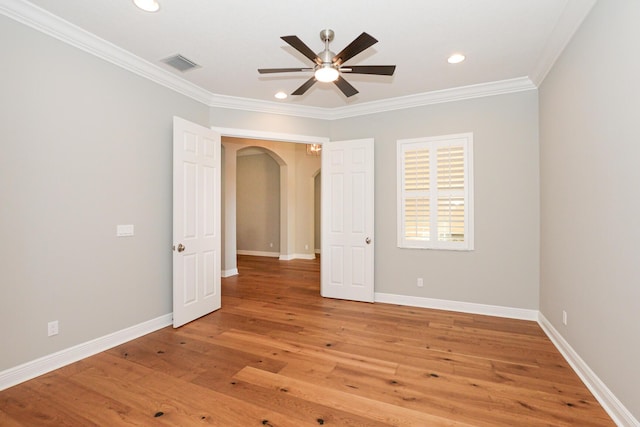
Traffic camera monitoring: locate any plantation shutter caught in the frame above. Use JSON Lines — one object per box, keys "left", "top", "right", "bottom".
{"left": 436, "top": 145, "right": 465, "bottom": 242}
{"left": 403, "top": 148, "right": 430, "bottom": 240}
{"left": 398, "top": 134, "right": 473, "bottom": 250}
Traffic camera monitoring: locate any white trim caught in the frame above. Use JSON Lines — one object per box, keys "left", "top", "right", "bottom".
{"left": 0, "top": 292, "right": 634, "bottom": 426}
{"left": 537, "top": 314, "right": 639, "bottom": 427}
{"left": 212, "top": 77, "right": 535, "bottom": 120}
{"left": 1, "top": 0, "right": 537, "bottom": 120}
{"left": 279, "top": 253, "right": 316, "bottom": 261}
{"left": 375, "top": 293, "right": 538, "bottom": 321}
{"left": 212, "top": 127, "right": 329, "bottom": 144}
{"left": 236, "top": 250, "right": 280, "bottom": 258}
{"left": 372, "top": 294, "right": 637, "bottom": 425}
{"left": 529, "top": 0, "right": 597, "bottom": 86}
{"left": 397, "top": 133, "right": 474, "bottom": 251}
{"left": 0, "top": 0, "right": 212, "bottom": 105}
{"left": 221, "top": 268, "right": 238, "bottom": 278}
{"left": 209, "top": 93, "right": 332, "bottom": 120}
{"left": 315, "top": 249, "right": 321, "bottom": 254}
{"left": 330, "top": 78, "right": 536, "bottom": 119}
{"left": 0, "top": 313, "right": 172, "bottom": 391}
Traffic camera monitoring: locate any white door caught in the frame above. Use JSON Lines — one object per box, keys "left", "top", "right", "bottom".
{"left": 172, "top": 117, "right": 221, "bottom": 327}
{"left": 321, "top": 138, "right": 375, "bottom": 302}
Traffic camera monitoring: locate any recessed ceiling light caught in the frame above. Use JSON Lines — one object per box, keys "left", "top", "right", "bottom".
{"left": 133, "top": 0, "right": 160, "bottom": 12}
{"left": 448, "top": 53, "right": 466, "bottom": 64}
{"left": 275, "top": 91, "right": 287, "bottom": 100}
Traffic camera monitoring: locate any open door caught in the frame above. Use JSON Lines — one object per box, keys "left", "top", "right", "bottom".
{"left": 172, "top": 117, "right": 221, "bottom": 327}
{"left": 321, "top": 138, "right": 375, "bottom": 302}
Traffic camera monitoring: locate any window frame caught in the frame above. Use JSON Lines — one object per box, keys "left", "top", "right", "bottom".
{"left": 397, "top": 133, "right": 474, "bottom": 251}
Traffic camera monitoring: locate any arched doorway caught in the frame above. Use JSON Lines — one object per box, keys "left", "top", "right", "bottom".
{"left": 236, "top": 146, "right": 281, "bottom": 257}
{"left": 220, "top": 136, "right": 321, "bottom": 276}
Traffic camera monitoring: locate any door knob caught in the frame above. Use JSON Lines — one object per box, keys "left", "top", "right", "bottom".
{"left": 177, "top": 243, "right": 186, "bottom": 253}
{"left": 365, "top": 237, "right": 371, "bottom": 244}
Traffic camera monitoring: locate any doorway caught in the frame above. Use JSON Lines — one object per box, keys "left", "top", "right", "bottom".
{"left": 214, "top": 127, "right": 375, "bottom": 303}
{"left": 236, "top": 146, "right": 282, "bottom": 258}
{"left": 214, "top": 127, "right": 328, "bottom": 277}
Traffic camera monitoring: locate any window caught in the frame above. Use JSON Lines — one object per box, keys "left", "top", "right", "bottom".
{"left": 397, "top": 133, "right": 474, "bottom": 250}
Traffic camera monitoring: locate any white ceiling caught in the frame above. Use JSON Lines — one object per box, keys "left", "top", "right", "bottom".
{"left": 13, "top": 0, "right": 595, "bottom": 109}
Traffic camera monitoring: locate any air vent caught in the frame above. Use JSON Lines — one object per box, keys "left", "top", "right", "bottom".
{"left": 161, "top": 54, "right": 200, "bottom": 72}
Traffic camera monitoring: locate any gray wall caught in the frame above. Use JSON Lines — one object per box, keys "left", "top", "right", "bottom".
{"left": 4, "top": 6, "right": 635, "bottom": 419}
{"left": 331, "top": 91, "right": 540, "bottom": 309}
{"left": 236, "top": 152, "right": 280, "bottom": 253}
{"left": 539, "top": 0, "right": 640, "bottom": 419}
{"left": 0, "top": 16, "right": 209, "bottom": 371}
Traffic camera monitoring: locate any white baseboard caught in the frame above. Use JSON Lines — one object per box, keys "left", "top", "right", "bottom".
{"left": 0, "top": 313, "right": 172, "bottom": 392}
{"left": 315, "top": 249, "right": 321, "bottom": 254}
{"left": 279, "top": 253, "right": 316, "bottom": 261}
{"left": 2, "top": 297, "right": 635, "bottom": 426}
{"left": 236, "top": 250, "right": 280, "bottom": 258}
{"left": 221, "top": 268, "right": 238, "bottom": 277}
{"left": 538, "top": 314, "right": 638, "bottom": 427}
{"left": 375, "top": 293, "right": 637, "bottom": 425}
{"left": 235, "top": 251, "right": 315, "bottom": 260}
{"left": 374, "top": 292, "right": 538, "bottom": 321}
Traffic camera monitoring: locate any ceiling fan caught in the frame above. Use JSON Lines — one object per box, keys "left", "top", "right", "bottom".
{"left": 258, "top": 29, "right": 396, "bottom": 98}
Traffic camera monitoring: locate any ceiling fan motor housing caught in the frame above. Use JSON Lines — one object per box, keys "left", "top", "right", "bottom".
{"left": 317, "top": 49, "right": 336, "bottom": 66}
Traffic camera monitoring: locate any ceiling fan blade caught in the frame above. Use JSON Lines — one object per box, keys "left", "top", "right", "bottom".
{"left": 333, "top": 32, "right": 378, "bottom": 65}
{"left": 334, "top": 76, "right": 359, "bottom": 97}
{"left": 258, "top": 67, "right": 313, "bottom": 74}
{"left": 340, "top": 65, "right": 396, "bottom": 76}
{"left": 292, "top": 77, "right": 317, "bottom": 95}
{"left": 281, "top": 35, "right": 321, "bottom": 64}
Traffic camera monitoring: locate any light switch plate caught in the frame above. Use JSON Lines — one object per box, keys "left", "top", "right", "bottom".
{"left": 116, "top": 224, "right": 134, "bottom": 237}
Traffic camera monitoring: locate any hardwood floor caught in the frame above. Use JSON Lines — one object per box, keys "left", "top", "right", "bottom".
{"left": 0, "top": 255, "right": 614, "bottom": 426}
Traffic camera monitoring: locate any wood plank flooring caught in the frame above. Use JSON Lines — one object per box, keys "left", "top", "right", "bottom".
{"left": 0, "top": 255, "right": 614, "bottom": 426}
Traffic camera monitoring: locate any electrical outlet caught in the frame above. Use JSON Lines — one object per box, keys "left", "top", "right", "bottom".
{"left": 305, "top": 244, "right": 309, "bottom": 250}
{"left": 269, "top": 242, "right": 273, "bottom": 248}
{"left": 48, "top": 320, "right": 59, "bottom": 336}
{"left": 417, "top": 278, "right": 424, "bottom": 287}
{"left": 562, "top": 310, "right": 568, "bottom": 326}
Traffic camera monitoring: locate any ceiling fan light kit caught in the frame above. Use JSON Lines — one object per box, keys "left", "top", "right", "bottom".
{"left": 315, "top": 66, "right": 339, "bottom": 82}
{"left": 258, "top": 29, "right": 396, "bottom": 98}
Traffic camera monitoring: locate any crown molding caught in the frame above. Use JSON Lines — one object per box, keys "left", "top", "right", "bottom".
{"left": 210, "top": 78, "right": 536, "bottom": 121}
{"left": 2, "top": 0, "right": 536, "bottom": 121}
{"left": 0, "top": 0, "right": 213, "bottom": 105}
{"left": 327, "top": 77, "right": 537, "bottom": 119}
{"left": 209, "top": 93, "right": 333, "bottom": 120}
{"left": 529, "top": 0, "right": 597, "bottom": 86}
